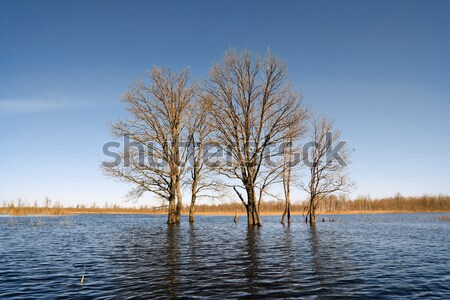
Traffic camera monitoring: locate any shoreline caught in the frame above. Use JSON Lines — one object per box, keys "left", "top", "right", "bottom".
{"left": 1, "top": 208, "right": 449, "bottom": 217}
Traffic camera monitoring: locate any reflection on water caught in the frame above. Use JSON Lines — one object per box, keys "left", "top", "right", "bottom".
{"left": 166, "top": 224, "right": 181, "bottom": 298}
{"left": 0, "top": 214, "right": 449, "bottom": 299}
{"left": 308, "top": 225, "right": 324, "bottom": 289}
{"left": 307, "top": 224, "right": 359, "bottom": 297}
{"left": 244, "top": 225, "right": 260, "bottom": 295}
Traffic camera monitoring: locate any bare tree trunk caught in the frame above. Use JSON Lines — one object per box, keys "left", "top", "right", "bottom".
{"left": 234, "top": 209, "right": 238, "bottom": 223}
{"left": 246, "top": 186, "right": 262, "bottom": 226}
{"left": 168, "top": 193, "right": 178, "bottom": 224}
{"left": 245, "top": 203, "right": 251, "bottom": 224}
{"left": 281, "top": 204, "right": 287, "bottom": 224}
{"left": 175, "top": 179, "right": 182, "bottom": 223}
{"left": 255, "top": 198, "right": 262, "bottom": 226}
{"left": 247, "top": 188, "right": 254, "bottom": 225}
{"left": 189, "top": 194, "right": 196, "bottom": 223}
{"left": 255, "top": 206, "right": 262, "bottom": 225}
{"left": 188, "top": 135, "right": 201, "bottom": 223}
{"left": 308, "top": 197, "right": 316, "bottom": 226}
{"left": 287, "top": 204, "right": 291, "bottom": 223}
{"left": 281, "top": 162, "right": 291, "bottom": 225}
{"left": 281, "top": 200, "right": 290, "bottom": 224}
{"left": 281, "top": 138, "right": 293, "bottom": 225}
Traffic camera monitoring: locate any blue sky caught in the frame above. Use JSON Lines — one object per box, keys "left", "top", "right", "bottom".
{"left": 1, "top": 0, "right": 449, "bottom": 207}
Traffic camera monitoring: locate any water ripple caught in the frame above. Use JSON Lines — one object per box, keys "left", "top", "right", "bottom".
{"left": 0, "top": 213, "right": 449, "bottom": 299}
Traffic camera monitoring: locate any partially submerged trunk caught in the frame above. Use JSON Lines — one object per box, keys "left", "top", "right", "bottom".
{"left": 281, "top": 139, "right": 293, "bottom": 225}
{"left": 168, "top": 174, "right": 181, "bottom": 224}
{"left": 281, "top": 181, "right": 291, "bottom": 225}
{"left": 175, "top": 180, "right": 182, "bottom": 223}
{"left": 306, "top": 164, "right": 317, "bottom": 226}
{"left": 246, "top": 186, "right": 262, "bottom": 226}
{"left": 188, "top": 167, "right": 198, "bottom": 222}
{"left": 233, "top": 185, "right": 262, "bottom": 226}
{"left": 189, "top": 141, "right": 200, "bottom": 223}
{"left": 307, "top": 196, "right": 316, "bottom": 226}
{"left": 167, "top": 193, "right": 178, "bottom": 224}
{"left": 281, "top": 201, "right": 291, "bottom": 225}
{"left": 189, "top": 194, "right": 196, "bottom": 223}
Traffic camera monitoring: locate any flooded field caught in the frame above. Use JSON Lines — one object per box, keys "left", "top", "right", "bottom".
{"left": 0, "top": 213, "right": 449, "bottom": 299}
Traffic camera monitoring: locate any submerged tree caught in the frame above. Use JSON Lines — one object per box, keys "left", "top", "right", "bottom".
{"left": 205, "top": 50, "right": 306, "bottom": 225}
{"left": 300, "top": 116, "right": 353, "bottom": 225}
{"left": 102, "top": 50, "right": 354, "bottom": 226}
{"left": 186, "top": 97, "right": 221, "bottom": 223}
{"left": 280, "top": 139, "right": 293, "bottom": 224}
{"left": 102, "top": 67, "right": 196, "bottom": 224}
{"left": 280, "top": 121, "right": 306, "bottom": 224}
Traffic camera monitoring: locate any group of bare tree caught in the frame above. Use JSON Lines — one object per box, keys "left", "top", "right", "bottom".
{"left": 102, "top": 49, "right": 353, "bottom": 226}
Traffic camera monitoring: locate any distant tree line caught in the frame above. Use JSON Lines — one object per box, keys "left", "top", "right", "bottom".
{"left": 2, "top": 194, "right": 449, "bottom": 216}
{"left": 191, "top": 194, "right": 450, "bottom": 214}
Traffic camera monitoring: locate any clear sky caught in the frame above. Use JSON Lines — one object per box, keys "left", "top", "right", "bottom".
{"left": 1, "top": 0, "right": 449, "bottom": 207}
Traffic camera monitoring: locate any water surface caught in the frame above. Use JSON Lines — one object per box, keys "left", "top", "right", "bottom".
{"left": 0, "top": 213, "right": 449, "bottom": 299}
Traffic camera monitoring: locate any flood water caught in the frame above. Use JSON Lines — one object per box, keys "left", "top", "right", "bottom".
{"left": 0, "top": 213, "right": 449, "bottom": 299}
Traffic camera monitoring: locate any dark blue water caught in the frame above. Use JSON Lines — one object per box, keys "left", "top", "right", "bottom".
{"left": 0, "top": 213, "right": 449, "bottom": 299}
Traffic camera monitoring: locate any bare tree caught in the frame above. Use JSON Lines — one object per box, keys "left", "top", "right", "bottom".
{"left": 205, "top": 50, "right": 306, "bottom": 225}
{"left": 280, "top": 137, "right": 295, "bottom": 224}
{"left": 186, "top": 97, "right": 221, "bottom": 223}
{"left": 280, "top": 140, "right": 293, "bottom": 224}
{"left": 280, "top": 123, "right": 306, "bottom": 224}
{"left": 102, "top": 67, "right": 196, "bottom": 224}
{"left": 300, "top": 116, "right": 353, "bottom": 225}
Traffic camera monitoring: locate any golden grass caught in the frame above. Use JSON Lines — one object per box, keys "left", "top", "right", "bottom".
{"left": 0, "top": 206, "right": 167, "bottom": 216}
{"left": 195, "top": 210, "right": 450, "bottom": 216}
{"left": 2, "top": 195, "right": 449, "bottom": 216}
{"left": 1, "top": 206, "right": 449, "bottom": 216}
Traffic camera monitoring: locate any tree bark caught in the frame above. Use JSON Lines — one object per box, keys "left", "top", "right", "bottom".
{"left": 308, "top": 196, "right": 316, "bottom": 226}
{"left": 189, "top": 194, "right": 196, "bottom": 223}
{"left": 175, "top": 179, "right": 182, "bottom": 223}
{"left": 281, "top": 201, "right": 290, "bottom": 224}
{"left": 167, "top": 193, "right": 178, "bottom": 224}
{"left": 281, "top": 139, "right": 293, "bottom": 225}
{"left": 246, "top": 186, "right": 262, "bottom": 226}
{"left": 189, "top": 139, "right": 200, "bottom": 223}
{"left": 245, "top": 203, "right": 251, "bottom": 224}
